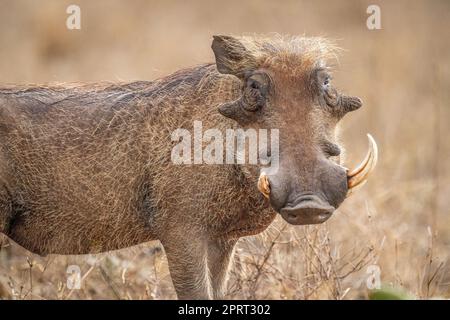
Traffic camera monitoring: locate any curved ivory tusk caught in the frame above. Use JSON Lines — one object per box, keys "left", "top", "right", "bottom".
{"left": 347, "top": 134, "right": 378, "bottom": 191}
{"left": 346, "top": 180, "right": 367, "bottom": 198}
{"left": 257, "top": 172, "right": 271, "bottom": 199}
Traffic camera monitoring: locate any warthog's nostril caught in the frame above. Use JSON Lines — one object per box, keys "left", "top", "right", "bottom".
{"left": 280, "top": 195, "right": 335, "bottom": 225}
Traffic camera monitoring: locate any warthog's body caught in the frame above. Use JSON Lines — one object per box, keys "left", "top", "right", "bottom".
{"left": 0, "top": 64, "right": 272, "bottom": 298}
{"left": 0, "top": 36, "right": 374, "bottom": 299}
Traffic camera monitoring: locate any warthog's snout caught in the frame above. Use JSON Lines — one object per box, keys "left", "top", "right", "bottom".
{"left": 258, "top": 134, "right": 378, "bottom": 226}
{"left": 280, "top": 194, "right": 335, "bottom": 225}
{"left": 261, "top": 165, "right": 347, "bottom": 225}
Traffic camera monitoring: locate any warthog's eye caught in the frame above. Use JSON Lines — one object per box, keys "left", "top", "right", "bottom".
{"left": 322, "top": 75, "right": 331, "bottom": 90}
{"left": 314, "top": 69, "right": 341, "bottom": 111}
{"left": 312, "top": 68, "right": 363, "bottom": 118}
{"left": 315, "top": 68, "right": 332, "bottom": 92}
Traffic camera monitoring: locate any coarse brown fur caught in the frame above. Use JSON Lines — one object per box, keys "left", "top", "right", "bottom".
{"left": 0, "top": 35, "right": 360, "bottom": 299}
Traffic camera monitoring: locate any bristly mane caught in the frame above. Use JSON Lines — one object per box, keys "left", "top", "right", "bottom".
{"left": 218, "top": 35, "right": 340, "bottom": 76}
{"left": 0, "top": 35, "right": 339, "bottom": 140}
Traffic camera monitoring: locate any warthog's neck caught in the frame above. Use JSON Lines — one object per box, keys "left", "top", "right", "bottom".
{"left": 141, "top": 63, "right": 276, "bottom": 238}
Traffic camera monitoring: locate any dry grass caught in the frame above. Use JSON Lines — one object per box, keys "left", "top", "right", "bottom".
{"left": 0, "top": 0, "right": 449, "bottom": 299}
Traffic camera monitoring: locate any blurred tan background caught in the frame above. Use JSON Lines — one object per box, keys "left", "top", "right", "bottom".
{"left": 0, "top": 0, "right": 449, "bottom": 299}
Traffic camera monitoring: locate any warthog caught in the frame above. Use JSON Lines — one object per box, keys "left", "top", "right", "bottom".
{"left": 0, "top": 35, "right": 377, "bottom": 299}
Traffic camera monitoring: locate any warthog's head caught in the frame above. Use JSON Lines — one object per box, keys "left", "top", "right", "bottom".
{"left": 212, "top": 35, "right": 378, "bottom": 225}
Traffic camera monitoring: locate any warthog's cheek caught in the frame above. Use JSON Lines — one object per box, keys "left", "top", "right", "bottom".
{"left": 261, "top": 174, "right": 289, "bottom": 213}
{"left": 319, "top": 164, "right": 349, "bottom": 209}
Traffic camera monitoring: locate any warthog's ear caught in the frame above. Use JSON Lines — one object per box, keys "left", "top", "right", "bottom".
{"left": 212, "top": 35, "right": 256, "bottom": 78}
